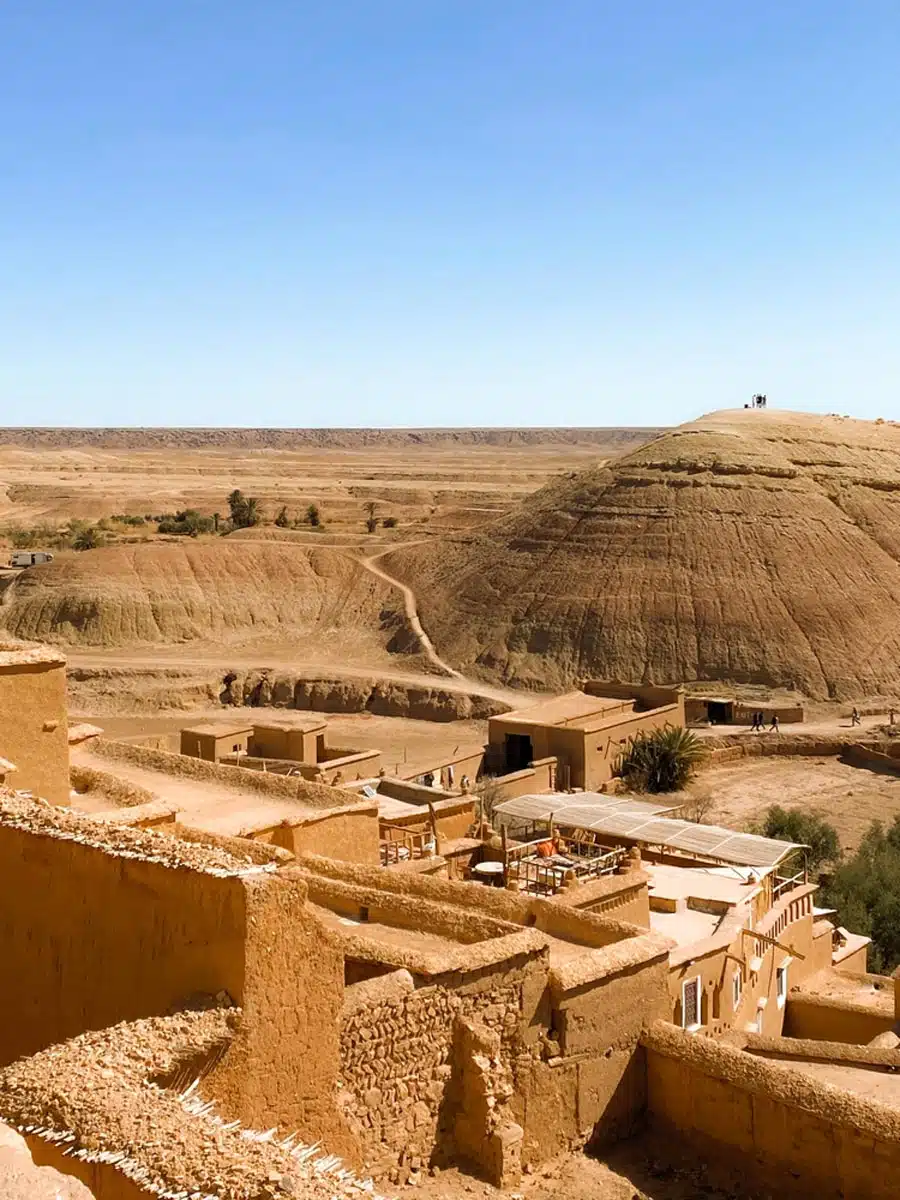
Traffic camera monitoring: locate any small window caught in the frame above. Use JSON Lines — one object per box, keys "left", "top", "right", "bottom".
{"left": 682, "top": 976, "right": 701, "bottom": 1030}
{"left": 732, "top": 968, "right": 743, "bottom": 1011}
{"left": 776, "top": 960, "right": 790, "bottom": 1008}
{"left": 233, "top": 744, "right": 240, "bottom": 752}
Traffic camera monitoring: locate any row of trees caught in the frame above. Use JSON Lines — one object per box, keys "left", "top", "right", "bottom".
{"left": 5, "top": 494, "right": 401, "bottom": 552}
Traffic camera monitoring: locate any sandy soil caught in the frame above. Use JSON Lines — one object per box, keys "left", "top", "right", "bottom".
{"left": 77, "top": 707, "right": 489, "bottom": 779}
{"left": 0, "top": 437, "right": 639, "bottom": 536}
{"left": 399, "top": 1137, "right": 774, "bottom": 1200}
{"left": 698, "top": 755, "right": 900, "bottom": 852}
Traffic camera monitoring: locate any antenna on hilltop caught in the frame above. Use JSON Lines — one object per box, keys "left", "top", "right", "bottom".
{"left": 747, "top": 393, "right": 768, "bottom": 410}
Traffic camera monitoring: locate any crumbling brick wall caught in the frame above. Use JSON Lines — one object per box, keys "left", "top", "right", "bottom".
{"left": 339, "top": 959, "right": 540, "bottom": 1177}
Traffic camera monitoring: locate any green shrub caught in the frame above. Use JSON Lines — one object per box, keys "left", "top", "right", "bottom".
{"left": 382, "top": 516, "right": 398, "bottom": 528}
{"left": 755, "top": 805, "right": 840, "bottom": 876}
{"left": 618, "top": 725, "right": 707, "bottom": 793}
{"left": 157, "top": 510, "right": 214, "bottom": 536}
{"left": 274, "top": 505, "right": 290, "bottom": 528}
{"left": 821, "top": 817, "right": 900, "bottom": 973}
{"left": 73, "top": 525, "right": 102, "bottom": 551}
{"left": 227, "top": 490, "right": 261, "bottom": 529}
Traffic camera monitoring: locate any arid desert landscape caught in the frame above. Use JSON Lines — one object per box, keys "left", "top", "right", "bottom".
{"left": 4, "top": 412, "right": 900, "bottom": 1200}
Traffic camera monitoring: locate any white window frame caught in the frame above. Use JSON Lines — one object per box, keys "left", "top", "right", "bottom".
{"left": 682, "top": 975, "right": 702, "bottom": 1031}
{"left": 732, "top": 968, "right": 743, "bottom": 1011}
{"left": 776, "top": 958, "right": 791, "bottom": 1009}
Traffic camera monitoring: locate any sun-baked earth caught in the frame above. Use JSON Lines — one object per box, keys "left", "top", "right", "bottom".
{"left": 383, "top": 409, "right": 900, "bottom": 698}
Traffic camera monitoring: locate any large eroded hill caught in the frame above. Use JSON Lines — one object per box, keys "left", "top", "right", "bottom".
{"left": 383, "top": 409, "right": 900, "bottom": 699}
{"left": 0, "top": 541, "right": 407, "bottom": 659}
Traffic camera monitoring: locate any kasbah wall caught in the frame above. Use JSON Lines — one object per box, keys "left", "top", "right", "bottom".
{"left": 0, "top": 643, "right": 70, "bottom": 805}
{"left": 0, "top": 810, "right": 356, "bottom": 1158}
{"left": 643, "top": 1021, "right": 900, "bottom": 1200}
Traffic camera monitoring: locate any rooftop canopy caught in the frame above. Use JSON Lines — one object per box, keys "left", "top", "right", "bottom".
{"left": 492, "top": 791, "right": 680, "bottom": 825}
{"left": 493, "top": 792, "right": 803, "bottom": 869}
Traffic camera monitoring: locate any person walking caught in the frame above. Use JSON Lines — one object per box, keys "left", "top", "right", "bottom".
{"left": 851, "top": 707, "right": 861, "bottom": 727}
{"left": 770, "top": 714, "right": 780, "bottom": 733}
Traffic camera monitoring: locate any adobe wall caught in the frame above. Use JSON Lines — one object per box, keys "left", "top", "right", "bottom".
{"left": 339, "top": 926, "right": 673, "bottom": 1178}
{"left": 513, "top": 935, "right": 671, "bottom": 1163}
{"left": 0, "top": 807, "right": 247, "bottom": 1066}
{"left": 380, "top": 795, "right": 476, "bottom": 841}
{"left": 249, "top": 722, "right": 322, "bottom": 762}
{"left": 784, "top": 972, "right": 895, "bottom": 1044}
{"left": 644, "top": 1020, "right": 900, "bottom": 1199}
{"left": 667, "top": 890, "right": 819, "bottom": 1038}
{"left": 295, "top": 854, "right": 647, "bottom": 947}
{"left": 483, "top": 756, "right": 558, "bottom": 802}
{"left": 398, "top": 746, "right": 486, "bottom": 786}
{"left": 91, "top": 736, "right": 345, "bottom": 806}
{"left": 205, "top": 867, "right": 353, "bottom": 1155}
{"left": 69, "top": 762, "right": 155, "bottom": 809}
{"left": 0, "top": 645, "right": 70, "bottom": 805}
{"left": 0, "top": 798, "right": 355, "bottom": 1157}
{"left": 581, "top": 681, "right": 685, "bottom": 718}
{"left": 340, "top": 956, "right": 542, "bottom": 1176}
{"left": 2, "top": 1008, "right": 372, "bottom": 1200}
{"left": 247, "top": 803, "right": 381, "bottom": 865}
{"left": 553, "top": 872, "right": 651, "bottom": 927}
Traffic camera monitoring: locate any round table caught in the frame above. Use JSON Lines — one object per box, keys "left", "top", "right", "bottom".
{"left": 472, "top": 861, "right": 505, "bottom": 887}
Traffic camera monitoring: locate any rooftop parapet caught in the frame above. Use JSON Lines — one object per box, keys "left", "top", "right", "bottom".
{"left": 0, "top": 1008, "right": 384, "bottom": 1200}
{"left": 0, "top": 791, "right": 276, "bottom": 878}
{"left": 0, "top": 638, "right": 66, "bottom": 669}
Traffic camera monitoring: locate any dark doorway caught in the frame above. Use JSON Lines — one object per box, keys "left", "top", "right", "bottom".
{"left": 707, "top": 701, "right": 733, "bottom": 725}
{"left": 504, "top": 733, "right": 533, "bottom": 772}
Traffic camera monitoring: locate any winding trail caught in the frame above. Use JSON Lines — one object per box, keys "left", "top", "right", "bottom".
{"left": 358, "top": 547, "right": 469, "bottom": 685}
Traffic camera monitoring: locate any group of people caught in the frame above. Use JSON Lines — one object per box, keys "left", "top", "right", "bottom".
{"left": 749, "top": 710, "right": 779, "bottom": 732}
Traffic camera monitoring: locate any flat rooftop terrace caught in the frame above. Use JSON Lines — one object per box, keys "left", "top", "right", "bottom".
{"left": 649, "top": 906, "right": 725, "bottom": 947}
{"left": 69, "top": 742, "right": 358, "bottom": 838}
{"left": 499, "top": 690, "right": 628, "bottom": 727}
{"left": 645, "top": 861, "right": 761, "bottom": 907}
{"left": 756, "top": 1057, "right": 900, "bottom": 1109}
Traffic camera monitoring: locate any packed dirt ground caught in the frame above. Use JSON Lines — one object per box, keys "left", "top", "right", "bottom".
{"left": 697, "top": 754, "right": 900, "bottom": 853}
{"left": 78, "top": 707, "right": 489, "bottom": 781}
{"left": 397, "top": 1137, "right": 779, "bottom": 1200}
{"left": 689, "top": 711, "right": 900, "bottom": 852}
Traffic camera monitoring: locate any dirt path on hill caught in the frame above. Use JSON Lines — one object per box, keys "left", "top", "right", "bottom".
{"left": 359, "top": 546, "right": 466, "bottom": 683}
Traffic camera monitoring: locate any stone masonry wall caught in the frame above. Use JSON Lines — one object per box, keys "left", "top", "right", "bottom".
{"left": 340, "top": 964, "right": 538, "bottom": 1178}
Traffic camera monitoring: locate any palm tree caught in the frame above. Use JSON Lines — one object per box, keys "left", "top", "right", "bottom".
{"left": 618, "top": 725, "right": 707, "bottom": 794}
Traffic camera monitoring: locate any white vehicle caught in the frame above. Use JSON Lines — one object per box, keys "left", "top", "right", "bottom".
{"left": 9, "top": 551, "right": 54, "bottom": 568}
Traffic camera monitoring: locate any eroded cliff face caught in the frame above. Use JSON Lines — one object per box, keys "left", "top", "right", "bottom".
{"left": 0, "top": 542, "right": 406, "bottom": 650}
{"left": 384, "top": 409, "right": 900, "bottom": 699}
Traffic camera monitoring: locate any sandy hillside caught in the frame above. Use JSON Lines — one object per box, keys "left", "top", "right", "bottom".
{"left": 383, "top": 409, "right": 900, "bottom": 698}
{"left": 0, "top": 541, "right": 408, "bottom": 653}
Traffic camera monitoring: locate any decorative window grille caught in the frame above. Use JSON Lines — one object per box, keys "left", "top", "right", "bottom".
{"left": 732, "top": 969, "right": 743, "bottom": 1011}
{"left": 682, "top": 976, "right": 701, "bottom": 1029}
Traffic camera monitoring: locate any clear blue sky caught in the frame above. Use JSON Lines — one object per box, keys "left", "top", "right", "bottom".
{"left": 1, "top": 2, "right": 898, "bottom": 428}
